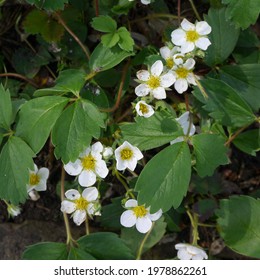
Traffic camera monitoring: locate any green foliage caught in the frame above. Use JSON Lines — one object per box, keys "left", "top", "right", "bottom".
{"left": 120, "top": 111, "right": 182, "bottom": 151}
{"left": 91, "top": 15, "right": 117, "bottom": 33}
{"left": 136, "top": 142, "right": 191, "bottom": 212}
{"left": 15, "top": 96, "right": 69, "bottom": 154}
{"left": 193, "top": 78, "right": 256, "bottom": 127}
{"left": 205, "top": 8, "right": 240, "bottom": 66}
{"left": 52, "top": 99, "right": 105, "bottom": 164}
{"left": 222, "top": 0, "right": 260, "bottom": 29}
{"left": 216, "top": 195, "right": 260, "bottom": 258}
{"left": 191, "top": 133, "right": 229, "bottom": 177}
{"left": 0, "top": 136, "right": 35, "bottom": 204}
{"left": 0, "top": 84, "right": 12, "bottom": 130}
{"left": 25, "top": 0, "right": 69, "bottom": 11}
{"left": 121, "top": 217, "right": 167, "bottom": 256}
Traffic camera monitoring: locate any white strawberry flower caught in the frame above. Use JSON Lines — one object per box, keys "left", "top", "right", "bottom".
{"left": 27, "top": 164, "right": 49, "bottom": 200}
{"left": 175, "top": 243, "right": 208, "bottom": 260}
{"left": 171, "top": 111, "right": 196, "bottom": 145}
{"left": 135, "top": 60, "right": 175, "bottom": 99}
{"left": 64, "top": 142, "right": 109, "bottom": 187}
{"left": 120, "top": 199, "right": 162, "bottom": 233}
{"left": 115, "top": 141, "right": 143, "bottom": 171}
{"left": 171, "top": 18, "right": 212, "bottom": 54}
{"left": 61, "top": 187, "right": 100, "bottom": 226}
{"left": 128, "top": 0, "right": 151, "bottom": 4}
{"left": 135, "top": 101, "right": 154, "bottom": 118}
{"left": 159, "top": 45, "right": 183, "bottom": 69}
{"left": 102, "top": 146, "right": 113, "bottom": 159}
{"left": 7, "top": 203, "right": 21, "bottom": 218}
{"left": 172, "top": 58, "right": 196, "bottom": 94}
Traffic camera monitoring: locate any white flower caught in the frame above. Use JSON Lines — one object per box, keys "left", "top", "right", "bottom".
{"left": 61, "top": 187, "right": 100, "bottom": 226}
{"left": 171, "top": 18, "right": 212, "bottom": 54}
{"left": 135, "top": 101, "right": 154, "bottom": 118}
{"left": 115, "top": 141, "right": 143, "bottom": 171}
{"left": 159, "top": 45, "right": 183, "bottom": 69}
{"left": 175, "top": 243, "right": 208, "bottom": 260}
{"left": 27, "top": 164, "right": 49, "bottom": 199}
{"left": 120, "top": 199, "right": 162, "bottom": 233}
{"left": 135, "top": 60, "right": 175, "bottom": 99}
{"left": 64, "top": 142, "right": 109, "bottom": 187}
{"left": 7, "top": 204, "right": 21, "bottom": 218}
{"left": 141, "top": 0, "right": 151, "bottom": 5}
{"left": 171, "top": 111, "right": 196, "bottom": 145}
{"left": 102, "top": 146, "right": 113, "bottom": 159}
{"left": 172, "top": 58, "right": 196, "bottom": 94}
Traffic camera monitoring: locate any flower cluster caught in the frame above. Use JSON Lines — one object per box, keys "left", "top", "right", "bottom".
{"left": 175, "top": 243, "right": 208, "bottom": 260}
{"left": 134, "top": 18, "right": 211, "bottom": 118}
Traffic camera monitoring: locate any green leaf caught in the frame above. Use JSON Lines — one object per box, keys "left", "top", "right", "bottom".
{"left": 52, "top": 99, "right": 104, "bottom": 163}
{"left": 15, "top": 96, "right": 69, "bottom": 154}
{"left": 120, "top": 111, "right": 182, "bottom": 151}
{"left": 25, "top": 0, "right": 69, "bottom": 11}
{"left": 136, "top": 142, "right": 191, "bottom": 212}
{"left": 192, "top": 78, "right": 256, "bottom": 127}
{"left": 91, "top": 15, "right": 117, "bottom": 33}
{"left": 23, "top": 242, "right": 68, "bottom": 260}
{"left": 117, "top": 27, "right": 134, "bottom": 52}
{"left": 222, "top": 0, "right": 260, "bottom": 29}
{"left": 0, "top": 84, "right": 12, "bottom": 130}
{"left": 204, "top": 8, "right": 240, "bottom": 66}
{"left": 0, "top": 136, "right": 35, "bottom": 205}
{"left": 68, "top": 247, "right": 96, "bottom": 260}
{"left": 191, "top": 133, "right": 229, "bottom": 177}
{"left": 101, "top": 32, "right": 120, "bottom": 48}
{"left": 78, "top": 232, "right": 134, "bottom": 260}
{"left": 0, "top": 133, "right": 3, "bottom": 146}
{"left": 89, "top": 43, "right": 133, "bottom": 73}
{"left": 216, "top": 195, "right": 260, "bottom": 258}
{"left": 121, "top": 217, "right": 167, "bottom": 257}
{"left": 220, "top": 64, "right": 260, "bottom": 112}
{"left": 233, "top": 129, "right": 260, "bottom": 156}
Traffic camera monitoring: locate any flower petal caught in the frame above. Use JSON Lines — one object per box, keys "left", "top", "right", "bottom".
{"left": 73, "top": 210, "right": 86, "bottom": 226}
{"left": 82, "top": 187, "right": 98, "bottom": 202}
{"left": 135, "top": 83, "right": 150, "bottom": 97}
{"left": 61, "top": 200, "right": 76, "bottom": 214}
{"left": 187, "top": 73, "right": 196, "bottom": 85}
{"left": 195, "top": 21, "right": 212, "bottom": 35}
{"left": 181, "top": 18, "right": 195, "bottom": 31}
{"left": 116, "top": 158, "right": 127, "bottom": 171}
{"left": 151, "top": 87, "right": 166, "bottom": 99}
{"left": 78, "top": 170, "right": 96, "bottom": 187}
{"left": 177, "top": 248, "right": 192, "bottom": 260}
{"left": 38, "top": 167, "right": 49, "bottom": 181}
{"left": 28, "top": 190, "right": 40, "bottom": 201}
{"left": 171, "top": 29, "right": 186, "bottom": 46}
{"left": 151, "top": 60, "right": 163, "bottom": 76}
{"left": 137, "top": 70, "right": 150, "bottom": 81}
{"left": 133, "top": 147, "right": 143, "bottom": 160}
{"left": 95, "top": 159, "right": 109, "bottom": 178}
{"left": 34, "top": 181, "right": 47, "bottom": 192}
{"left": 64, "top": 160, "right": 82, "bottom": 176}
{"left": 136, "top": 216, "right": 152, "bottom": 233}
{"left": 120, "top": 210, "right": 137, "bottom": 227}
{"left": 159, "top": 46, "right": 171, "bottom": 59}
{"left": 125, "top": 199, "right": 138, "bottom": 208}
{"left": 160, "top": 72, "right": 176, "bottom": 87}
{"left": 91, "top": 141, "right": 103, "bottom": 154}
{"left": 174, "top": 78, "right": 188, "bottom": 94}
{"left": 125, "top": 158, "right": 138, "bottom": 171}
{"left": 181, "top": 42, "right": 195, "bottom": 54}
{"left": 170, "top": 136, "right": 184, "bottom": 145}
{"left": 184, "top": 58, "right": 195, "bottom": 70}
{"left": 175, "top": 243, "right": 187, "bottom": 250}
{"left": 195, "top": 37, "right": 211, "bottom": 50}
{"left": 149, "top": 209, "right": 162, "bottom": 221}
{"left": 65, "top": 189, "right": 80, "bottom": 200}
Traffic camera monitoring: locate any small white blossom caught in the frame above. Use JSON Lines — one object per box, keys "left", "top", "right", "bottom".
{"left": 135, "top": 101, "right": 154, "bottom": 118}
{"left": 115, "top": 141, "right": 143, "bottom": 171}
{"left": 129, "top": 0, "right": 151, "bottom": 4}
{"left": 64, "top": 142, "right": 109, "bottom": 187}
{"left": 27, "top": 164, "right": 49, "bottom": 200}
{"left": 135, "top": 60, "right": 175, "bottom": 99}
{"left": 171, "top": 111, "right": 195, "bottom": 145}
{"left": 102, "top": 146, "right": 113, "bottom": 159}
{"left": 7, "top": 204, "right": 21, "bottom": 218}
{"left": 175, "top": 243, "right": 208, "bottom": 260}
{"left": 61, "top": 187, "right": 100, "bottom": 226}
{"left": 120, "top": 199, "right": 162, "bottom": 233}
{"left": 159, "top": 46, "right": 183, "bottom": 69}
{"left": 171, "top": 18, "right": 212, "bottom": 54}
{"left": 172, "top": 58, "right": 196, "bottom": 94}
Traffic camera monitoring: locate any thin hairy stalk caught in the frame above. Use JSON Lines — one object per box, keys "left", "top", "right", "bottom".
{"left": 188, "top": 0, "right": 202, "bottom": 21}
{"left": 186, "top": 208, "right": 199, "bottom": 245}
{"left": 114, "top": 170, "right": 135, "bottom": 199}
{"left": 85, "top": 217, "right": 90, "bottom": 235}
{"left": 0, "top": 73, "right": 39, "bottom": 88}
{"left": 225, "top": 124, "right": 251, "bottom": 147}
{"left": 94, "top": 0, "right": 99, "bottom": 17}
{"left": 136, "top": 223, "right": 154, "bottom": 260}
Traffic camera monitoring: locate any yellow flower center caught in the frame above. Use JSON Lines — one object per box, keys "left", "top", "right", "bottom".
{"left": 139, "top": 103, "right": 149, "bottom": 114}
{"left": 133, "top": 205, "right": 148, "bottom": 218}
{"left": 120, "top": 148, "right": 133, "bottom": 160}
{"left": 29, "top": 173, "right": 40, "bottom": 186}
{"left": 175, "top": 67, "right": 189, "bottom": 79}
{"left": 81, "top": 154, "right": 96, "bottom": 171}
{"left": 166, "top": 58, "right": 174, "bottom": 69}
{"left": 186, "top": 30, "right": 200, "bottom": 42}
{"left": 75, "top": 197, "right": 89, "bottom": 210}
{"left": 147, "top": 75, "right": 160, "bottom": 89}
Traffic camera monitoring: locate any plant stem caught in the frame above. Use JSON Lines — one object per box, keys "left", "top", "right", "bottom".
{"left": 225, "top": 124, "right": 250, "bottom": 147}
{"left": 186, "top": 208, "right": 199, "bottom": 245}
{"left": 114, "top": 170, "right": 135, "bottom": 199}
{"left": 94, "top": 0, "right": 99, "bottom": 17}
{"left": 194, "top": 75, "right": 208, "bottom": 99}
{"left": 0, "top": 73, "right": 39, "bottom": 88}
{"left": 54, "top": 12, "right": 90, "bottom": 60}
{"left": 188, "top": 0, "right": 202, "bottom": 21}
{"left": 136, "top": 223, "right": 154, "bottom": 260}
{"left": 85, "top": 217, "right": 90, "bottom": 235}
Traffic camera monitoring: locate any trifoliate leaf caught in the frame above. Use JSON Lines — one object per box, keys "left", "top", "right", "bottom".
{"left": 117, "top": 27, "right": 134, "bottom": 52}
{"left": 91, "top": 15, "right": 117, "bottom": 33}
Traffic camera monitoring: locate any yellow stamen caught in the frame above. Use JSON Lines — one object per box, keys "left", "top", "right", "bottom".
{"left": 147, "top": 75, "right": 160, "bottom": 89}
{"left": 133, "top": 205, "right": 148, "bottom": 218}
{"left": 175, "top": 67, "right": 189, "bottom": 79}
{"left": 139, "top": 103, "right": 149, "bottom": 114}
{"left": 29, "top": 173, "right": 40, "bottom": 186}
{"left": 75, "top": 197, "right": 89, "bottom": 210}
{"left": 186, "top": 30, "right": 199, "bottom": 42}
{"left": 81, "top": 154, "right": 96, "bottom": 170}
{"left": 166, "top": 58, "right": 174, "bottom": 69}
{"left": 120, "top": 148, "right": 133, "bottom": 160}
